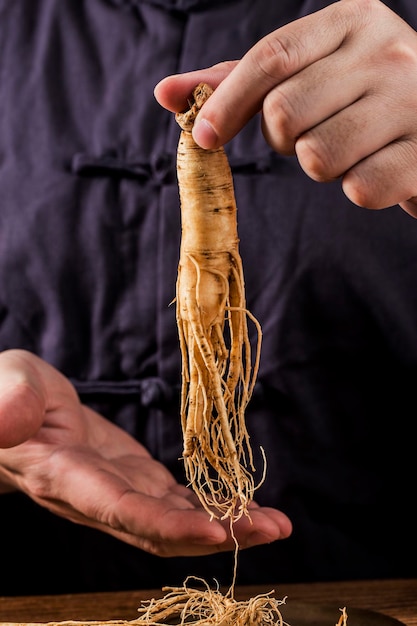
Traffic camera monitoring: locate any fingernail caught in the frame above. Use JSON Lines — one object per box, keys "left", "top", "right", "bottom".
{"left": 192, "top": 117, "right": 218, "bottom": 150}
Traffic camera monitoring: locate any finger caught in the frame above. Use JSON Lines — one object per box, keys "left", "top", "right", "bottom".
{"left": 399, "top": 197, "right": 417, "bottom": 218}
{"left": 222, "top": 507, "right": 293, "bottom": 550}
{"left": 191, "top": 0, "right": 360, "bottom": 149}
{"left": 342, "top": 137, "right": 417, "bottom": 209}
{"left": 260, "top": 44, "right": 370, "bottom": 156}
{"left": 123, "top": 501, "right": 292, "bottom": 557}
{"left": 154, "top": 61, "right": 238, "bottom": 113}
{"left": 295, "top": 93, "right": 410, "bottom": 183}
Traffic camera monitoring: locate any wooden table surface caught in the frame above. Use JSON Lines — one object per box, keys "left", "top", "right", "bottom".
{"left": 0, "top": 578, "right": 415, "bottom": 626}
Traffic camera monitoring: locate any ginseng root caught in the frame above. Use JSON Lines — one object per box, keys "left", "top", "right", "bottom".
{"left": 175, "top": 83, "right": 263, "bottom": 523}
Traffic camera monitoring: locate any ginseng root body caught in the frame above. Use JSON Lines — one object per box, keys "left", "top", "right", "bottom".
{"left": 175, "top": 83, "right": 262, "bottom": 523}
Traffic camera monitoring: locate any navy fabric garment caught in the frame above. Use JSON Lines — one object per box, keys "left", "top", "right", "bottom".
{"left": 1, "top": 0, "right": 417, "bottom": 594}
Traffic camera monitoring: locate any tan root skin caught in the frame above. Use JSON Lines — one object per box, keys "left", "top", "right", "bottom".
{"left": 175, "top": 83, "right": 263, "bottom": 524}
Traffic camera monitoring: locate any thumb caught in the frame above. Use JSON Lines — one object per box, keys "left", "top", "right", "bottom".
{"left": 0, "top": 349, "right": 47, "bottom": 448}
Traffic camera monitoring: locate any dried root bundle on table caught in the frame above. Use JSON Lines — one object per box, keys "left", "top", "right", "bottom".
{"left": 135, "top": 577, "right": 287, "bottom": 626}
{"left": 136, "top": 579, "right": 349, "bottom": 626}
{"left": 175, "top": 83, "right": 263, "bottom": 524}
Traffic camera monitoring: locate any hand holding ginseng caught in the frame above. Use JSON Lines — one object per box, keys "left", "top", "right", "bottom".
{"left": 155, "top": 0, "right": 417, "bottom": 217}
{"left": 0, "top": 349, "right": 291, "bottom": 556}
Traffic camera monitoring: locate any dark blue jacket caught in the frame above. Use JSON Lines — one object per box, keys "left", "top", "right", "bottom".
{"left": 1, "top": 0, "right": 417, "bottom": 594}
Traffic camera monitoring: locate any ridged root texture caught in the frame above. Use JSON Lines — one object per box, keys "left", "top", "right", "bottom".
{"left": 175, "top": 84, "right": 263, "bottom": 524}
